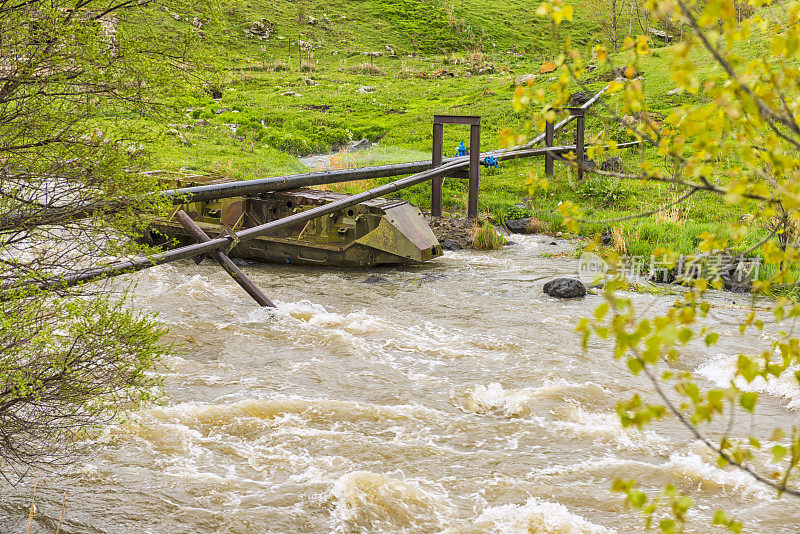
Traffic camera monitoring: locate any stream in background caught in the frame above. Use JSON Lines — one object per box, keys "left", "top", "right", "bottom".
{"left": 2, "top": 234, "right": 799, "bottom": 533}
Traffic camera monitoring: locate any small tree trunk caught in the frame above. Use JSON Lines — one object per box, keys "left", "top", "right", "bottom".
{"left": 629, "top": 1, "right": 634, "bottom": 36}
{"left": 611, "top": 0, "right": 618, "bottom": 52}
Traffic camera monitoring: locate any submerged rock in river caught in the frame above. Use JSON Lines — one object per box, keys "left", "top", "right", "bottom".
{"left": 543, "top": 278, "right": 587, "bottom": 299}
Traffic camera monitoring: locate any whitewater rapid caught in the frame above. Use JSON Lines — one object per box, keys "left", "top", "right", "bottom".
{"left": 2, "top": 234, "right": 798, "bottom": 533}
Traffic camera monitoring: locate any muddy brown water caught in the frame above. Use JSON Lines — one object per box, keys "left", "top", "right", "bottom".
{"left": 2, "top": 234, "right": 800, "bottom": 533}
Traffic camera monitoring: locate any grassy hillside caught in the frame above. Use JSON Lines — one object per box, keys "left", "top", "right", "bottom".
{"left": 201, "top": 0, "right": 602, "bottom": 60}
{"left": 127, "top": 0, "right": 793, "bottom": 278}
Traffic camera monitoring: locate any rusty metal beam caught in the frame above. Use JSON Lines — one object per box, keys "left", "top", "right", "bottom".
{"left": 175, "top": 210, "right": 275, "bottom": 308}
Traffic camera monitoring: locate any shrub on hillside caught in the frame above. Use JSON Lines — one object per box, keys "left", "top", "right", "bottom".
{"left": 473, "top": 223, "right": 506, "bottom": 250}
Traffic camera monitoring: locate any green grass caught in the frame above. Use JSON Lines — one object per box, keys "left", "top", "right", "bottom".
{"left": 473, "top": 222, "right": 507, "bottom": 250}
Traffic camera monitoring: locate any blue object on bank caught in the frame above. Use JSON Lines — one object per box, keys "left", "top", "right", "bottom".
{"left": 454, "top": 141, "right": 467, "bottom": 157}
{"left": 482, "top": 156, "right": 499, "bottom": 168}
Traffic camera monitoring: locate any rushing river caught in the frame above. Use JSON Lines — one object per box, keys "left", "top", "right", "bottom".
{"left": 2, "top": 234, "right": 800, "bottom": 533}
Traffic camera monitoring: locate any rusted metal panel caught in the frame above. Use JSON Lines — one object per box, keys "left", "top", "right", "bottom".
{"left": 153, "top": 188, "right": 442, "bottom": 268}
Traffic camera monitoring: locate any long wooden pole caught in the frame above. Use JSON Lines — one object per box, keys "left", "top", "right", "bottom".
{"left": 175, "top": 210, "right": 275, "bottom": 307}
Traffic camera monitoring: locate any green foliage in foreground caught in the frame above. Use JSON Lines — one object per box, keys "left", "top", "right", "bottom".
{"left": 0, "top": 0, "right": 216, "bottom": 480}
{"left": 526, "top": 0, "right": 800, "bottom": 531}
{"left": 0, "top": 294, "right": 170, "bottom": 481}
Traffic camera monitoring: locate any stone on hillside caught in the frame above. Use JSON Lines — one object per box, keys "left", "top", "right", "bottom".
{"left": 514, "top": 74, "right": 536, "bottom": 86}
{"left": 543, "top": 278, "right": 587, "bottom": 299}
{"left": 357, "top": 86, "right": 376, "bottom": 94}
{"left": 569, "top": 91, "right": 593, "bottom": 106}
{"left": 245, "top": 19, "right": 276, "bottom": 40}
{"left": 667, "top": 87, "right": 682, "bottom": 95}
{"left": 347, "top": 139, "right": 373, "bottom": 152}
{"left": 384, "top": 45, "right": 397, "bottom": 57}
{"left": 600, "top": 156, "right": 624, "bottom": 173}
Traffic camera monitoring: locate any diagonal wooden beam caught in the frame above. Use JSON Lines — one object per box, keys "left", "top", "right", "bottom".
{"left": 175, "top": 210, "right": 275, "bottom": 308}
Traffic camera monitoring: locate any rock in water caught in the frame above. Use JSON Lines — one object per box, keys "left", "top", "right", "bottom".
{"left": 543, "top": 278, "right": 586, "bottom": 298}
{"left": 505, "top": 217, "right": 547, "bottom": 234}
{"left": 441, "top": 239, "right": 462, "bottom": 251}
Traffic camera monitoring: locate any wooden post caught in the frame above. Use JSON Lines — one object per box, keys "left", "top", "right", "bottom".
{"left": 432, "top": 115, "right": 481, "bottom": 219}
{"left": 468, "top": 122, "right": 480, "bottom": 219}
{"left": 431, "top": 122, "right": 444, "bottom": 218}
{"left": 544, "top": 120, "right": 554, "bottom": 176}
{"left": 570, "top": 108, "right": 586, "bottom": 181}
{"left": 175, "top": 210, "right": 275, "bottom": 308}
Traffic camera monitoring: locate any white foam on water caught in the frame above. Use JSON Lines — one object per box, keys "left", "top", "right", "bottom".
{"left": 330, "top": 471, "right": 452, "bottom": 533}
{"left": 545, "top": 404, "right": 670, "bottom": 451}
{"left": 466, "top": 496, "right": 616, "bottom": 533}
{"left": 529, "top": 456, "right": 636, "bottom": 478}
{"left": 244, "top": 299, "right": 518, "bottom": 364}
{"left": 459, "top": 380, "right": 614, "bottom": 418}
{"left": 696, "top": 353, "right": 800, "bottom": 410}
{"left": 462, "top": 382, "right": 538, "bottom": 417}
{"left": 665, "top": 451, "right": 774, "bottom": 501}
